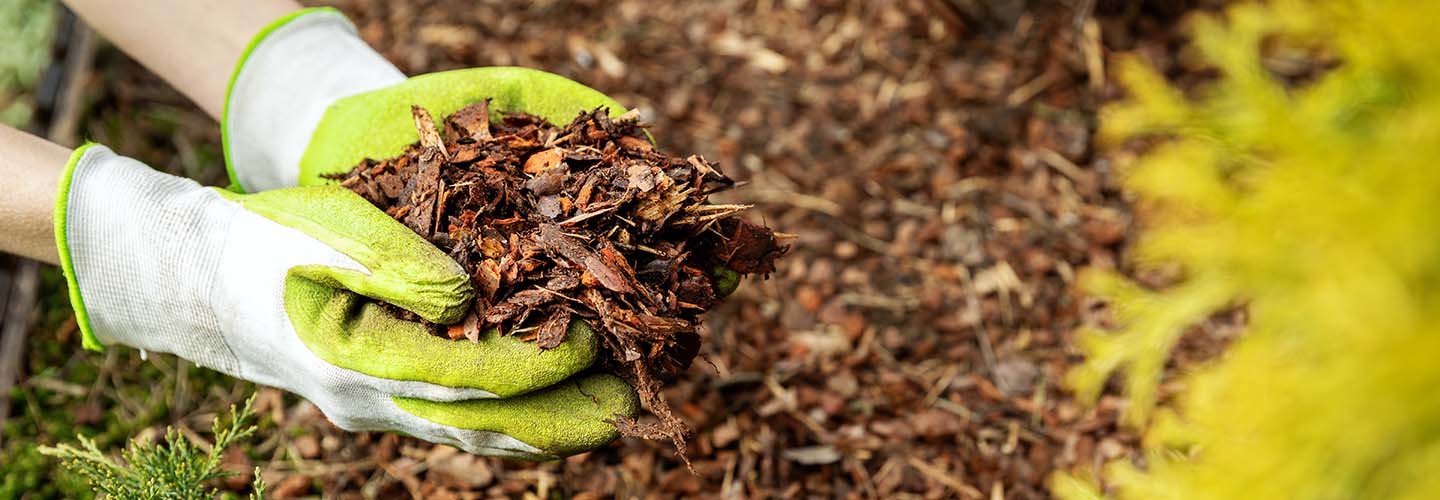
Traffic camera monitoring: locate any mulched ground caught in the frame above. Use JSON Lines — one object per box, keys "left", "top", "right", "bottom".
{"left": 55, "top": 0, "right": 1239, "bottom": 498}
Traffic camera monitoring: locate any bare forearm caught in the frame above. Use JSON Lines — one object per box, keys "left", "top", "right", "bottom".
{"left": 63, "top": 0, "right": 301, "bottom": 119}
{"left": 0, "top": 125, "right": 70, "bottom": 264}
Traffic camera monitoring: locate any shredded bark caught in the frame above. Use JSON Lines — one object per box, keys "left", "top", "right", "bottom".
{"left": 327, "top": 102, "right": 787, "bottom": 467}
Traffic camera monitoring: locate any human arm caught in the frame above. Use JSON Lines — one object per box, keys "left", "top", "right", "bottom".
{"left": 0, "top": 125, "right": 66, "bottom": 263}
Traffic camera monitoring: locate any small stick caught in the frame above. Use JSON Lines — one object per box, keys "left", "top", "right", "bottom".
{"left": 410, "top": 105, "right": 449, "bottom": 160}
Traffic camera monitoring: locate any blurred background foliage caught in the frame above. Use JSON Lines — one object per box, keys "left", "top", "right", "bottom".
{"left": 1056, "top": 0, "right": 1440, "bottom": 498}
{"left": 0, "top": 0, "right": 55, "bottom": 126}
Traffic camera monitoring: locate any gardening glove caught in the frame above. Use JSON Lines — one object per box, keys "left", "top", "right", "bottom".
{"left": 223, "top": 7, "right": 629, "bottom": 190}
{"left": 53, "top": 144, "right": 638, "bottom": 459}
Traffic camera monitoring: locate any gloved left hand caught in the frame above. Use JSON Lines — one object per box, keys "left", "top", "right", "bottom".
{"left": 54, "top": 144, "right": 637, "bottom": 459}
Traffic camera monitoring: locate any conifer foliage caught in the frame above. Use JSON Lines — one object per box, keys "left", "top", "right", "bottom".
{"left": 1055, "top": 1, "right": 1440, "bottom": 498}
{"left": 40, "top": 396, "right": 265, "bottom": 500}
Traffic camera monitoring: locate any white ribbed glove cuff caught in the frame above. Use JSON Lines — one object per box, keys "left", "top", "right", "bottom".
{"left": 224, "top": 8, "right": 405, "bottom": 192}
{"left": 58, "top": 145, "right": 242, "bottom": 372}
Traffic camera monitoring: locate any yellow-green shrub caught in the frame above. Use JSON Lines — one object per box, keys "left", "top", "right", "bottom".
{"left": 1054, "top": 1, "right": 1440, "bottom": 498}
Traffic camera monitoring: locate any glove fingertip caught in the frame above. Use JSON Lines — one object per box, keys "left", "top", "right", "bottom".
{"left": 393, "top": 372, "right": 640, "bottom": 459}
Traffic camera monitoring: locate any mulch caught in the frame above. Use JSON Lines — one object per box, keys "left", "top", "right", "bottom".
{"left": 327, "top": 102, "right": 787, "bottom": 465}
{"left": 86, "top": 0, "right": 1239, "bottom": 498}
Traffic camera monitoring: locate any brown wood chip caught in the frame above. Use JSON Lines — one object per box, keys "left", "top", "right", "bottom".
{"left": 538, "top": 224, "right": 635, "bottom": 294}
{"left": 536, "top": 309, "right": 571, "bottom": 349}
{"left": 523, "top": 147, "right": 565, "bottom": 175}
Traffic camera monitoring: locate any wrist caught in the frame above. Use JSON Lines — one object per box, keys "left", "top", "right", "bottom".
{"left": 0, "top": 125, "right": 68, "bottom": 264}
{"left": 224, "top": 7, "right": 404, "bottom": 192}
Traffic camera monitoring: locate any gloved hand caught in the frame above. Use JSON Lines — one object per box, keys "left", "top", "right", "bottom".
{"left": 222, "top": 7, "right": 629, "bottom": 190}
{"left": 53, "top": 144, "right": 637, "bottom": 459}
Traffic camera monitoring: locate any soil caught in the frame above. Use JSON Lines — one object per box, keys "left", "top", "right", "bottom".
{"left": 326, "top": 102, "right": 786, "bottom": 465}
{"left": 63, "top": 0, "right": 1243, "bottom": 498}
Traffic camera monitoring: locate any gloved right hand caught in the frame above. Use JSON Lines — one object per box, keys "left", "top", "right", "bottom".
{"left": 54, "top": 144, "right": 638, "bottom": 459}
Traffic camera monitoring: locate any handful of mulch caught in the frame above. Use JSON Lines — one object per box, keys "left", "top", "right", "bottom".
{"left": 326, "top": 101, "right": 786, "bottom": 465}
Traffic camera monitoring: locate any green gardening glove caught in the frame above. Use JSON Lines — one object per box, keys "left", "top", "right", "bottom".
{"left": 56, "top": 144, "right": 636, "bottom": 459}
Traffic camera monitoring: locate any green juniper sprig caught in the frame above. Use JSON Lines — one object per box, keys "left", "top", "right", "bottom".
{"left": 40, "top": 394, "right": 266, "bottom": 500}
